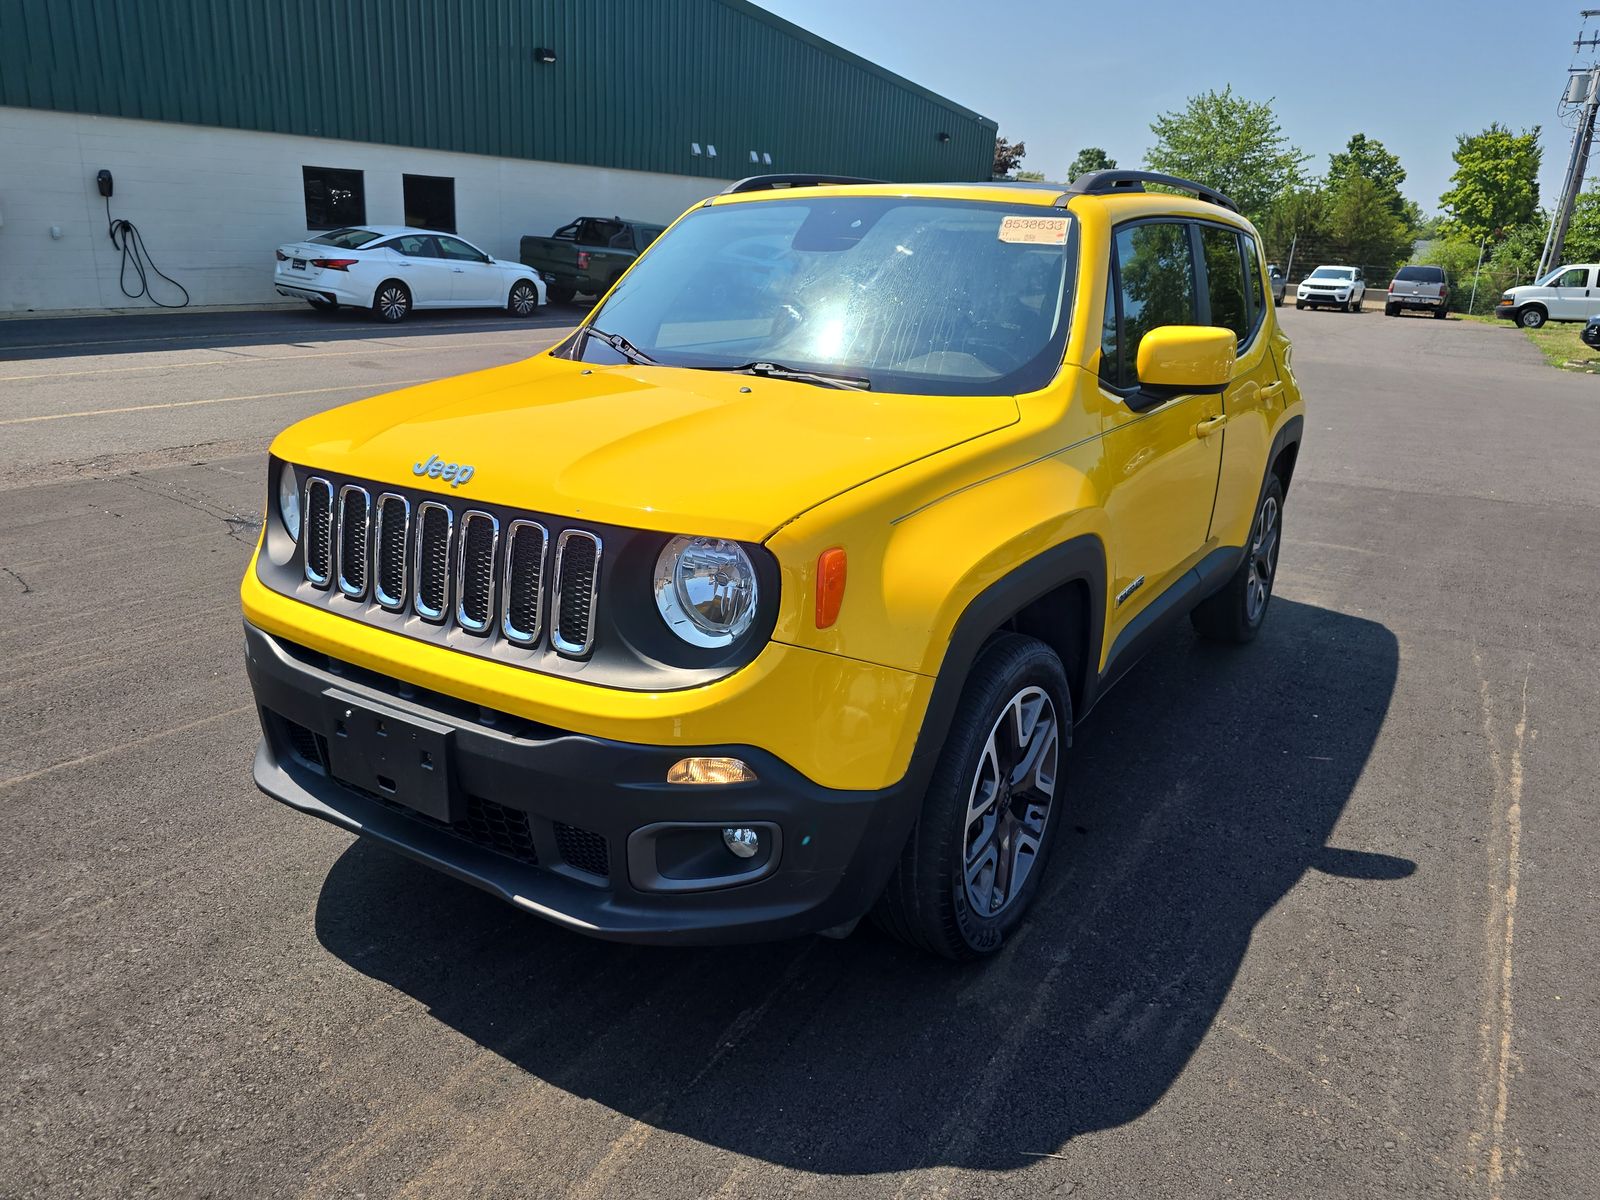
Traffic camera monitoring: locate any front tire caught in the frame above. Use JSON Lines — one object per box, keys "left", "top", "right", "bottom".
{"left": 1518, "top": 305, "right": 1547, "bottom": 329}
{"left": 1191, "top": 475, "right": 1284, "bottom": 644}
{"left": 372, "top": 280, "right": 411, "bottom": 323}
{"left": 873, "top": 634, "right": 1070, "bottom": 960}
{"left": 1295, "top": 299, "right": 1305, "bottom": 310}
{"left": 508, "top": 279, "right": 540, "bottom": 317}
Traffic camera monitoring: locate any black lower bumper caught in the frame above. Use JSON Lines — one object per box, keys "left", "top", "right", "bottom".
{"left": 1494, "top": 305, "right": 1518, "bottom": 321}
{"left": 243, "top": 623, "right": 917, "bottom": 944}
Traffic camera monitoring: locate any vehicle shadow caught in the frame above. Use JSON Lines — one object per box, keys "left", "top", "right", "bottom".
{"left": 0, "top": 305, "right": 582, "bottom": 363}
{"left": 313, "top": 597, "right": 1405, "bottom": 1174}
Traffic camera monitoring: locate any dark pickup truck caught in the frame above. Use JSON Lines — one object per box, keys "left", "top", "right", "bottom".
{"left": 519, "top": 216, "right": 667, "bottom": 304}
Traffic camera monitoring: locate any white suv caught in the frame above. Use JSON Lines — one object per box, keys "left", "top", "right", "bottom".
{"left": 1296, "top": 265, "right": 1366, "bottom": 312}
{"left": 1494, "top": 264, "right": 1600, "bottom": 328}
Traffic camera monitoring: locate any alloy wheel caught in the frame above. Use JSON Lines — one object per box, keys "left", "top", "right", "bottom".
{"left": 511, "top": 283, "right": 537, "bottom": 315}
{"left": 1246, "top": 494, "right": 1280, "bottom": 624}
{"left": 377, "top": 285, "right": 409, "bottom": 321}
{"left": 962, "top": 685, "right": 1059, "bottom": 918}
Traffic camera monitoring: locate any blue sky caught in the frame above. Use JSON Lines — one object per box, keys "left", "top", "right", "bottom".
{"left": 759, "top": 0, "right": 1586, "bottom": 214}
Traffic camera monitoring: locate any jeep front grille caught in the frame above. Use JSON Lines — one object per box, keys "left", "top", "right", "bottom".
{"left": 373, "top": 494, "right": 410, "bottom": 610}
{"left": 304, "top": 478, "right": 334, "bottom": 587}
{"left": 454, "top": 511, "right": 500, "bottom": 634}
{"left": 501, "top": 520, "right": 548, "bottom": 645}
{"left": 293, "top": 475, "right": 602, "bottom": 658}
{"left": 336, "top": 485, "right": 371, "bottom": 598}
{"left": 413, "top": 501, "right": 453, "bottom": 622}
{"left": 552, "top": 530, "right": 601, "bottom": 655}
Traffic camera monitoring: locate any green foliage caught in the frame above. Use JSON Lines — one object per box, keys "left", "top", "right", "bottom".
{"left": 1328, "top": 133, "right": 1407, "bottom": 218}
{"left": 1067, "top": 146, "right": 1117, "bottom": 180}
{"left": 1421, "top": 229, "right": 1545, "bottom": 314}
{"left": 993, "top": 135, "right": 1026, "bottom": 179}
{"left": 1012, "top": 169, "right": 1046, "bottom": 182}
{"left": 1438, "top": 123, "right": 1541, "bottom": 243}
{"left": 1144, "top": 86, "right": 1308, "bottom": 221}
{"left": 1327, "top": 175, "right": 1414, "bottom": 278}
{"left": 1560, "top": 185, "right": 1600, "bottom": 262}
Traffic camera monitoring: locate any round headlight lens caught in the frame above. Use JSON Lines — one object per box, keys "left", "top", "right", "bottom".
{"left": 277, "top": 464, "right": 301, "bottom": 542}
{"left": 654, "top": 536, "right": 759, "bottom": 647}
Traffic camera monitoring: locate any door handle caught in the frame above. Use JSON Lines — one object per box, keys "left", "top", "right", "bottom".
{"left": 1195, "top": 414, "right": 1229, "bottom": 437}
{"left": 1260, "top": 381, "right": 1285, "bottom": 398}
{"left": 451, "top": 267, "right": 465, "bottom": 273}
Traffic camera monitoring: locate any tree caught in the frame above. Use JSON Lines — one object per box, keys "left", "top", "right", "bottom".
{"left": 1327, "top": 175, "right": 1414, "bottom": 278}
{"left": 1438, "top": 123, "right": 1541, "bottom": 243}
{"left": 1327, "top": 133, "right": 1407, "bottom": 217}
{"left": 1067, "top": 146, "right": 1117, "bottom": 180}
{"left": 1144, "top": 86, "right": 1308, "bottom": 221}
{"left": 993, "top": 135, "right": 1027, "bottom": 179}
{"left": 1013, "top": 169, "right": 1046, "bottom": 181}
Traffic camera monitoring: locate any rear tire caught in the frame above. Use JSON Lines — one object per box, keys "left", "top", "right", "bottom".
{"left": 372, "top": 280, "right": 411, "bottom": 323}
{"left": 873, "top": 634, "right": 1071, "bottom": 960}
{"left": 546, "top": 284, "right": 577, "bottom": 305}
{"left": 1434, "top": 304, "right": 1448, "bottom": 319}
{"left": 1274, "top": 295, "right": 1283, "bottom": 307}
{"left": 1518, "top": 305, "right": 1547, "bottom": 329}
{"left": 1385, "top": 304, "right": 1399, "bottom": 317}
{"left": 508, "top": 279, "right": 540, "bottom": 317}
{"left": 1191, "top": 475, "right": 1284, "bottom": 644}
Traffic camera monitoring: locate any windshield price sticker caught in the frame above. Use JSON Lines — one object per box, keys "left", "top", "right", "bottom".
{"left": 998, "top": 215, "right": 1070, "bottom": 245}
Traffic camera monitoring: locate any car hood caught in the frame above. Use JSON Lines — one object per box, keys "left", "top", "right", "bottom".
{"left": 1302, "top": 277, "right": 1353, "bottom": 287}
{"left": 270, "top": 354, "right": 1019, "bottom": 542}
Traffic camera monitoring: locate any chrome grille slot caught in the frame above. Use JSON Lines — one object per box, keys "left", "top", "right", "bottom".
{"left": 413, "top": 501, "right": 453, "bottom": 622}
{"left": 454, "top": 511, "right": 500, "bottom": 635}
{"left": 552, "top": 530, "right": 602, "bottom": 656}
{"left": 303, "top": 477, "right": 334, "bottom": 588}
{"left": 372, "top": 493, "right": 410, "bottom": 611}
{"left": 335, "top": 485, "right": 371, "bottom": 599}
{"left": 500, "top": 520, "right": 548, "bottom": 645}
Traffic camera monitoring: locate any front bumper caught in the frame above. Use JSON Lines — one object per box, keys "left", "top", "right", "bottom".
{"left": 1495, "top": 304, "right": 1519, "bottom": 321}
{"left": 244, "top": 622, "right": 919, "bottom": 943}
{"left": 1298, "top": 290, "right": 1350, "bottom": 305}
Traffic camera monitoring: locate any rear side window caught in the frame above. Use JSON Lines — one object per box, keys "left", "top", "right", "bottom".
{"left": 1241, "top": 232, "right": 1266, "bottom": 331}
{"left": 1101, "top": 221, "right": 1197, "bottom": 389}
{"left": 1394, "top": 266, "right": 1445, "bottom": 283}
{"left": 1201, "top": 226, "right": 1248, "bottom": 344}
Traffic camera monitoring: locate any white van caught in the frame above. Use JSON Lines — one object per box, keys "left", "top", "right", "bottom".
{"left": 1495, "top": 264, "right": 1600, "bottom": 328}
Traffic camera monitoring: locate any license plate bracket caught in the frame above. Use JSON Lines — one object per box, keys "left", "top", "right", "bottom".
{"left": 323, "top": 691, "right": 457, "bottom": 823}
{"left": 292, "top": 258, "right": 307, "bottom": 270}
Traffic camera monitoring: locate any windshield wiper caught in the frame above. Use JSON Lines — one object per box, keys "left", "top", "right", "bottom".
{"left": 707, "top": 361, "right": 872, "bottom": 391}
{"left": 579, "top": 326, "right": 657, "bottom": 366}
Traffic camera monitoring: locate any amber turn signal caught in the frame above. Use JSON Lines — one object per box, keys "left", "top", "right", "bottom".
{"left": 815, "top": 547, "right": 847, "bottom": 628}
{"left": 666, "top": 757, "right": 758, "bottom": 785}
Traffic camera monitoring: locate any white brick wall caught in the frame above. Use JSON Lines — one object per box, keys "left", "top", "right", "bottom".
{"left": 0, "top": 107, "right": 720, "bottom": 313}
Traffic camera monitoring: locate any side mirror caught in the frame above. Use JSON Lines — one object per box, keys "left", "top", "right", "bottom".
{"left": 1133, "top": 325, "right": 1235, "bottom": 404}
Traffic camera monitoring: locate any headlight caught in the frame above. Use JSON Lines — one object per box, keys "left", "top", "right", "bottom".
{"left": 277, "top": 463, "right": 301, "bottom": 542}
{"left": 654, "top": 536, "right": 759, "bottom": 647}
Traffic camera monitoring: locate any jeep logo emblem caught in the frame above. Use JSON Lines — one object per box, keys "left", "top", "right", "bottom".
{"left": 413, "top": 454, "right": 474, "bottom": 488}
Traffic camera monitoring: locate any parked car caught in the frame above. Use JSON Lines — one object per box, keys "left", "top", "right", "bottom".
{"left": 243, "top": 170, "right": 1303, "bottom": 959}
{"left": 1267, "top": 264, "right": 1285, "bottom": 306}
{"left": 1296, "top": 265, "right": 1365, "bottom": 312}
{"left": 520, "top": 216, "right": 667, "bottom": 304}
{"left": 1494, "top": 264, "right": 1600, "bottom": 328}
{"left": 1582, "top": 314, "right": 1600, "bottom": 349}
{"left": 274, "top": 226, "right": 546, "bottom": 322}
{"left": 1385, "top": 265, "right": 1449, "bottom": 318}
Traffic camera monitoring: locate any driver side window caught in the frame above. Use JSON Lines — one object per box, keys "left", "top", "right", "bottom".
{"left": 1100, "top": 221, "right": 1197, "bottom": 390}
{"left": 1555, "top": 267, "right": 1589, "bottom": 288}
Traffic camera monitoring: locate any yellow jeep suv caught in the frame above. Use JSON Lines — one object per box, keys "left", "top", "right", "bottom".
{"left": 242, "top": 170, "right": 1304, "bottom": 959}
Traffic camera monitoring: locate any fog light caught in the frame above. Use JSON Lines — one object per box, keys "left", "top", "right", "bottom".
{"left": 667, "top": 756, "right": 757, "bottom": 785}
{"left": 722, "top": 827, "right": 761, "bottom": 858}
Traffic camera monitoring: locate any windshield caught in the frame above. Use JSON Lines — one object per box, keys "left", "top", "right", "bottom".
{"left": 568, "top": 197, "right": 1076, "bottom": 396}
{"left": 1309, "top": 266, "right": 1355, "bottom": 280}
{"left": 310, "top": 228, "right": 382, "bottom": 249}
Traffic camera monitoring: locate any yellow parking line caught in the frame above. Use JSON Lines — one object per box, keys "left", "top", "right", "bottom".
{"left": 0, "top": 380, "right": 432, "bottom": 426}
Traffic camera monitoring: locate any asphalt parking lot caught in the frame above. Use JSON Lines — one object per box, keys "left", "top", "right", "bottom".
{"left": 2, "top": 303, "right": 1597, "bottom": 1198}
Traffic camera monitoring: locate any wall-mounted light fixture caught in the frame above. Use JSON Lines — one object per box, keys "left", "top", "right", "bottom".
{"left": 533, "top": 47, "right": 557, "bottom": 64}
{"left": 936, "top": 131, "right": 951, "bottom": 143}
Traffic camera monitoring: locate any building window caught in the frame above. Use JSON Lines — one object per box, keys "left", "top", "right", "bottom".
{"left": 403, "top": 174, "right": 456, "bottom": 232}
{"left": 302, "top": 166, "right": 365, "bottom": 230}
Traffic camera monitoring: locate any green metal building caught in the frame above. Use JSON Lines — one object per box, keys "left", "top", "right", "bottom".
{"left": 0, "top": 0, "right": 995, "bottom": 311}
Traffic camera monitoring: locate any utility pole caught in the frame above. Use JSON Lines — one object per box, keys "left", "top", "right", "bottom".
{"left": 1539, "top": 11, "right": 1600, "bottom": 276}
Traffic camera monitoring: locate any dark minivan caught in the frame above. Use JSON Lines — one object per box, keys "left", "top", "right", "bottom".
{"left": 1386, "top": 265, "right": 1449, "bottom": 318}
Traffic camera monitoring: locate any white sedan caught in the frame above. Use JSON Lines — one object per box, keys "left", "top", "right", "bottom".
{"left": 273, "top": 226, "right": 546, "bottom": 322}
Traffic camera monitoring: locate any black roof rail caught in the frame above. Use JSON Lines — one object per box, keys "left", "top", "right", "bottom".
{"left": 1065, "top": 169, "right": 1239, "bottom": 213}
{"left": 717, "top": 173, "right": 887, "bottom": 195}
